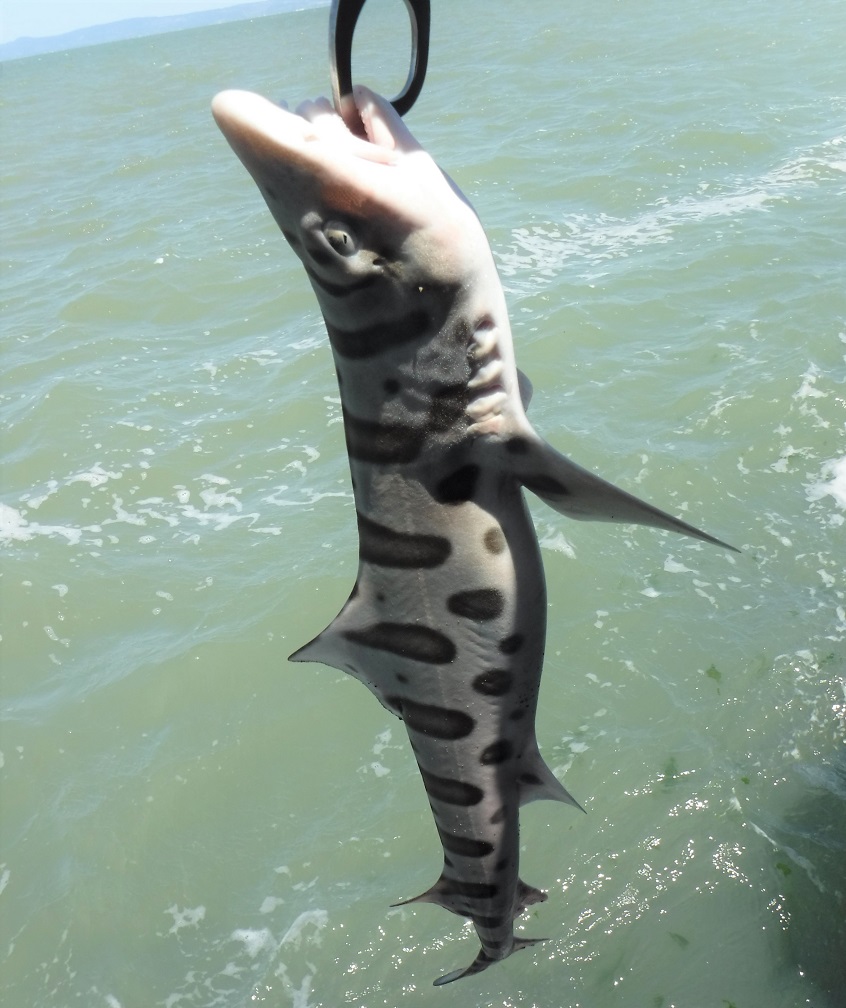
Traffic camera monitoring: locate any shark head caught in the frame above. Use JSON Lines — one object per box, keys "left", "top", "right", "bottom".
{"left": 212, "top": 84, "right": 523, "bottom": 437}
{"left": 212, "top": 86, "right": 494, "bottom": 312}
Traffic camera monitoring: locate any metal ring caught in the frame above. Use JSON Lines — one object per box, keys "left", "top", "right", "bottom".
{"left": 329, "top": 0, "right": 430, "bottom": 122}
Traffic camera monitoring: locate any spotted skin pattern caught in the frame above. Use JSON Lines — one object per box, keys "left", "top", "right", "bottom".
{"left": 212, "top": 85, "right": 735, "bottom": 986}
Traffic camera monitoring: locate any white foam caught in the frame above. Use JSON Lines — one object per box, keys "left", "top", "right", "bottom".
{"left": 230, "top": 927, "right": 274, "bottom": 957}
{"left": 806, "top": 456, "right": 846, "bottom": 509}
{"left": 67, "top": 464, "right": 121, "bottom": 488}
{"left": 498, "top": 134, "right": 846, "bottom": 286}
{"left": 372, "top": 728, "right": 392, "bottom": 755}
{"left": 165, "top": 904, "right": 206, "bottom": 934}
{"left": 538, "top": 526, "right": 576, "bottom": 559}
{"left": 0, "top": 504, "right": 84, "bottom": 545}
{"left": 280, "top": 909, "right": 328, "bottom": 948}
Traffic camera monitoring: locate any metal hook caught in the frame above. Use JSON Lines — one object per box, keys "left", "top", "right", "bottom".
{"left": 329, "top": 0, "right": 431, "bottom": 126}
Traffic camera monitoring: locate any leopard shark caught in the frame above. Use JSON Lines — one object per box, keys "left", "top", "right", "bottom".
{"left": 211, "top": 84, "right": 735, "bottom": 986}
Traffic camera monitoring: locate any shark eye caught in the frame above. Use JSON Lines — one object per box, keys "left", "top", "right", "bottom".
{"left": 323, "top": 221, "right": 358, "bottom": 257}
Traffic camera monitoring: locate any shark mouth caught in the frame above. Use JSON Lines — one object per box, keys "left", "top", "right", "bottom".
{"left": 211, "top": 85, "right": 421, "bottom": 175}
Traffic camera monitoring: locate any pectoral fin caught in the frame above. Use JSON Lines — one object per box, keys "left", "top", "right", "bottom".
{"left": 505, "top": 430, "right": 738, "bottom": 552}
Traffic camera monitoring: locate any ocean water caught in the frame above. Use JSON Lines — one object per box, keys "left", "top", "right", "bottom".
{"left": 1, "top": 0, "right": 844, "bottom": 1005}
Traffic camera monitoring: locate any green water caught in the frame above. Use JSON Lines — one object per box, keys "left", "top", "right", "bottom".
{"left": 1, "top": 0, "right": 844, "bottom": 1005}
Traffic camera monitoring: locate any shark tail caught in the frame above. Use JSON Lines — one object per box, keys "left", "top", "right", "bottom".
{"left": 432, "top": 936, "right": 546, "bottom": 986}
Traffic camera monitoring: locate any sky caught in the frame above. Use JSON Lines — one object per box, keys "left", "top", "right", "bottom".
{"left": 0, "top": 1, "right": 242, "bottom": 45}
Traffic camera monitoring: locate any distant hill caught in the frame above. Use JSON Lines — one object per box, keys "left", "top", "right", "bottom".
{"left": 0, "top": 0, "right": 329, "bottom": 62}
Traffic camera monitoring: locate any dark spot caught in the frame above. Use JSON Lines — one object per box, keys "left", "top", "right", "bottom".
{"left": 420, "top": 769, "right": 483, "bottom": 806}
{"left": 428, "top": 383, "right": 468, "bottom": 432}
{"left": 438, "top": 878, "right": 498, "bottom": 900}
{"left": 519, "top": 772, "right": 543, "bottom": 786}
{"left": 480, "top": 739, "right": 513, "bottom": 765}
{"left": 506, "top": 436, "right": 529, "bottom": 454}
{"left": 343, "top": 407, "right": 425, "bottom": 464}
{"left": 438, "top": 829, "right": 494, "bottom": 858}
{"left": 326, "top": 309, "right": 430, "bottom": 359}
{"left": 472, "top": 669, "right": 513, "bottom": 696}
{"left": 447, "top": 588, "right": 505, "bottom": 622}
{"left": 509, "top": 708, "right": 527, "bottom": 721}
{"left": 499, "top": 633, "right": 524, "bottom": 655}
{"left": 443, "top": 855, "right": 455, "bottom": 869}
{"left": 489, "top": 805, "right": 506, "bottom": 825}
{"left": 344, "top": 623, "right": 456, "bottom": 664}
{"left": 483, "top": 527, "right": 506, "bottom": 554}
{"left": 357, "top": 511, "right": 452, "bottom": 568}
{"left": 383, "top": 378, "right": 400, "bottom": 396}
{"left": 395, "top": 673, "right": 408, "bottom": 683}
{"left": 523, "top": 473, "right": 570, "bottom": 496}
{"left": 389, "top": 696, "right": 475, "bottom": 740}
{"left": 433, "top": 464, "right": 480, "bottom": 505}
{"left": 376, "top": 592, "right": 385, "bottom": 602}
{"left": 494, "top": 858, "right": 510, "bottom": 872}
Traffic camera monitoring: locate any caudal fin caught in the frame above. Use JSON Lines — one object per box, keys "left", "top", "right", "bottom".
{"left": 433, "top": 937, "right": 546, "bottom": 986}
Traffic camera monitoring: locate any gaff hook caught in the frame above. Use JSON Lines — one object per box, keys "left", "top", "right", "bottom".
{"left": 329, "top": 0, "right": 431, "bottom": 127}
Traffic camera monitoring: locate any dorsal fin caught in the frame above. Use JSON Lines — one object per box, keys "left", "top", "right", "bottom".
{"left": 391, "top": 876, "right": 466, "bottom": 917}
{"left": 288, "top": 628, "right": 342, "bottom": 669}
